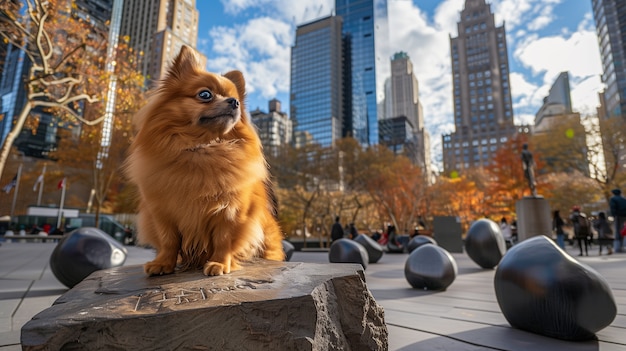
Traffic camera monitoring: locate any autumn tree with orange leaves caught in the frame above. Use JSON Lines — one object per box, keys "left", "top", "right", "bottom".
{"left": 0, "top": 0, "right": 113, "bottom": 180}
{"left": 50, "top": 38, "right": 145, "bottom": 218}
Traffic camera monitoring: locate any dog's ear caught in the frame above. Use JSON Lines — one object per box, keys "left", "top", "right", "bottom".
{"left": 223, "top": 70, "right": 246, "bottom": 100}
{"left": 167, "top": 45, "right": 201, "bottom": 81}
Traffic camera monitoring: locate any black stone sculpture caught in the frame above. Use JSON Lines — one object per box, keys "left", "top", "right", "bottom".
{"left": 329, "top": 238, "right": 369, "bottom": 269}
{"left": 50, "top": 227, "right": 127, "bottom": 288}
{"left": 464, "top": 218, "right": 506, "bottom": 269}
{"left": 494, "top": 235, "right": 617, "bottom": 341}
{"left": 353, "top": 234, "right": 384, "bottom": 263}
{"left": 282, "top": 240, "right": 295, "bottom": 261}
{"left": 404, "top": 245, "right": 457, "bottom": 290}
{"left": 407, "top": 235, "right": 437, "bottom": 253}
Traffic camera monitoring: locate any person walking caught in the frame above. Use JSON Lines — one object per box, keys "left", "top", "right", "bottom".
{"left": 330, "top": 216, "right": 344, "bottom": 243}
{"left": 499, "top": 217, "right": 513, "bottom": 245}
{"left": 553, "top": 210, "right": 565, "bottom": 249}
{"left": 570, "top": 206, "right": 590, "bottom": 256}
{"left": 593, "top": 212, "right": 614, "bottom": 255}
{"left": 348, "top": 223, "right": 358, "bottom": 239}
{"left": 609, "top": 189, "right": 626, "bottom": 253}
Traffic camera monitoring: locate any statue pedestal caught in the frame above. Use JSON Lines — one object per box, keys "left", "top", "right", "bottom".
{"left": 515, "top": 196, "right": 551, "bottom": 242}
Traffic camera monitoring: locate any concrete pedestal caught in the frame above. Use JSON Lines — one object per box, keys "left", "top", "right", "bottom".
{"left": 515, "top": 196, "right": 551, "bottom": 242}
{"left": 21, "top": 260, "right": 388, "bottom": 350}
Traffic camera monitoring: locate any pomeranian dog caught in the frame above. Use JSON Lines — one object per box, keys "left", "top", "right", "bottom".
{"left": 126, "top": 45, "right": 284, "bottom": 276}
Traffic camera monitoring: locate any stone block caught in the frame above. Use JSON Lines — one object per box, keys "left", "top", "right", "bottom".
{"left": 21, "top": 260, "right": 388, "bottom": 350}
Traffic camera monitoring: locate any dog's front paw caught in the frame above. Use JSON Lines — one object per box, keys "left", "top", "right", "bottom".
{"left": 203, "top": 261, "right": 230, "bottom": 276}
{"left": 144, "top": 260, "right": 176, "bottom": 276}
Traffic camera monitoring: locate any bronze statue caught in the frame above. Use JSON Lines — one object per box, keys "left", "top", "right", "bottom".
{"left": 521, "top": 144, "right": 537, "bottom": 197}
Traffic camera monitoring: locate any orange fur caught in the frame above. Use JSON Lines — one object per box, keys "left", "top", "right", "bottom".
{"left": 125, "top": 45, "right": 284, "bottom": 276}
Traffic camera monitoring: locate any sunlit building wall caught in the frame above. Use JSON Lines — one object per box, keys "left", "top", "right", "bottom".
{"left": 442, "top": 0, "right": 517, "bottom": 174}
{"left": 120, "top": 0, "right": 206, "bottom": 85}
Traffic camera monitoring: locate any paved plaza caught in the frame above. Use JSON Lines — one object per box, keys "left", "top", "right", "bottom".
{"left": 0, "top": 240, "right": 625, "bottom": 350}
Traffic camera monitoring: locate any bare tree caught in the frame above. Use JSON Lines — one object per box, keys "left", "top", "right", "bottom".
{"left": 0, "top": 0, "right": 107, "bottom": 179}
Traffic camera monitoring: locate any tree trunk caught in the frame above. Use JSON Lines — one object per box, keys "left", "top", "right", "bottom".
{"left": 0, "top": 102, "right": 33, "bottom": 179}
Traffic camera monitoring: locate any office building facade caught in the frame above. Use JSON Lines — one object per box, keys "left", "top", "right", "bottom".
{"left": 535, "top": 71, "right": 573, "bottom": 132}
{"left": 592, "top": 0, "right": 626, "bottom": 119}
{"left": 290, "top": 16, "right": 344, "bottom": 148}
{"left": 120, "top": 0, "right": 206, "bottom": 84}
{"left": 250, "top": 99, "right": 293, "bottom": 157}
{"left": 336, "top": 0, "right": 388, "bottom": 146}
{"left": 442, "top": 0, "right": 517, "bottom": 174}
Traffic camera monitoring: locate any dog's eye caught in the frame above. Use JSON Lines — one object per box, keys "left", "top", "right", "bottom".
{"left": 197, "top": 90, "right": 213, "bottom": 101}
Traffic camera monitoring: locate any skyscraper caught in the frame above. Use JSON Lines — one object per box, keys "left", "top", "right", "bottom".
{"left": 251, "top": 99, "right": 293, "bottom": 157}
{"left": 442, "top": 0, "right": 516, "bottom": 174}
{"left": 290, "top": 16, "right": 344, "bottom": 148}
{"left": 336, "top": 0, "right": 388, "bottom": 146}
{"left": 535, "top": 71, "right": 573, "bottom": 131}
{"left": 383, "top": 52, "right": 431, "bottom": 177}
{"left": 120, "top": 0, "right": 206, "bottom": 84}
{"left": 592, "top": 0, "right": 626, "bottom": 119}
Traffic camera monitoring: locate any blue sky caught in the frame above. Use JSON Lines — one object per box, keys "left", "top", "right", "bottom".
{"left": 194, "top": 0, "right": 601, "bottom": 167}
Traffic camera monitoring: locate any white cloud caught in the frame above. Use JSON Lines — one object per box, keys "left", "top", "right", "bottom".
{"left": 571, "top": 75, "right": 603, "bottom": 115}
{"left": 510, "top": 72, "right": 541, "bottom": 111}
{"left": 492, "top": 0, "right": 562, "bottom": 30}
{"left": 513, "top": 24, "right": 602, "bottom": 115}
{"left": 220, "top": 0, "right": 272, "bottom": 14}
{"left": 219, "top": 0, "right": 333, "bottom": 24}
{"left": 206, "top": 18, "right": 293, "bottom": 101}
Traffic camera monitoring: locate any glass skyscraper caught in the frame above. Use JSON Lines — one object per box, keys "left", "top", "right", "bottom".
{"left": 336, "top": 0, "right": 387, "bottom": 146}
{"left": 592, "top": 0, "right": 626, "bottom": 119}
{"left": 290, "top": 16, "right": 344, "bottom": 147}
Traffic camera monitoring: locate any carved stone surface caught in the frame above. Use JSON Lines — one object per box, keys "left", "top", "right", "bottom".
{"left": 282, "top": 239, "right": 295, "bottom": 261}
{"left": 49, "top": 227, "right": 127, "bottom": 288}
{"left": 329, "top": 238, "right": 369, "bottom": 269}
{"left": 464, "top": 219, "right": 506, "bottom": 269}
{"left": 494, "top": 235, "right": 617, "bottom": 341}
{"left": 21, "top": 260, "right": 388, "bottom": 350}
{"left": 353, "top": 234, "right": 384, "bottom": 263}
{"left": 407, "top": 235, "right": 437, "bottom": 253}
{"left": 404, "top": 245, "right": 457, "bottom": 291}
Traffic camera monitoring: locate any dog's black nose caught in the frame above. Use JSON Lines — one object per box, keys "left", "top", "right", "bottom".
{"left": 226, "top": 98, "right": 239, "bottom": 109}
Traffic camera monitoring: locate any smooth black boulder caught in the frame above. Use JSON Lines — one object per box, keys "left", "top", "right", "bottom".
{"left": 354, "top": 234, "right": 384, "bottom": 263}
{"left": 494, "top": 235, "right": 617, "bottom": 341}
{"left": 50, "top": 227, "right": 127, "bottom": 288}
{"left": 329, "top": 238, "right": 369, "bottom": 269}
{"left": 407, "top": 235, "right": 437, "bottom": 253}
{"left": 404, "top": 244, "right": 457, "bottom": 290}
{"left": 282, "top": 240, "right": 295, "bottom": 261}
{"left": 465, "top": 218, "right": 506, "bottom": 268}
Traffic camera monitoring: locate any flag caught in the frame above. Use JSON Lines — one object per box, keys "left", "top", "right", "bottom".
{"left": 57, "top": 177, "right": 66, "bottom": 190}
{"left": 2, "top": 174, "right": 17, "bottom": 194}
{"left": 33, "top": 174, "right": 43, "bottom": 192}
